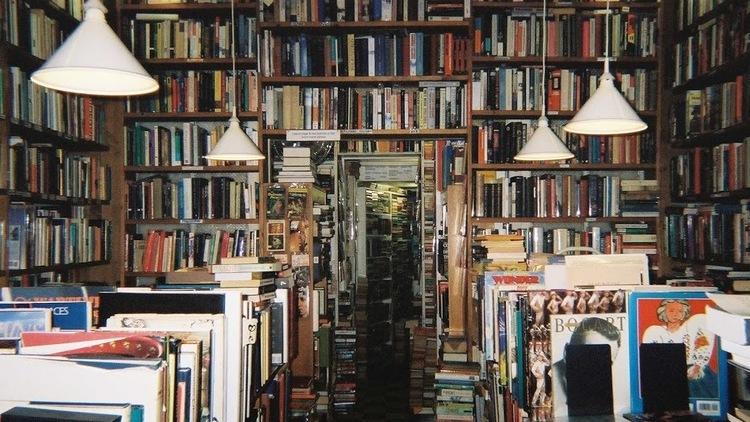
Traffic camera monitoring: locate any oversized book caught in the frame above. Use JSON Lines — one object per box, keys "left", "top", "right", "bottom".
{"left": 628, "top": 290, "right": 728, "bottom": 420}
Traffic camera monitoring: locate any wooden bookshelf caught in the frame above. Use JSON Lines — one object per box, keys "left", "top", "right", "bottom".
{"left": 263, "top": 128, "right": 468, "bottom": 137}
{"left": 472, "top": 110, "right": 658, "bottom": 118}
{"left": 116, "top": 0, "right": 265, "bottom": 287}
{"left": 258, "top": 20, "right": 470, "bottom": 30}
{"left": 471, "top": 1, "right": 659, "bottom": 9}
{"left": 471, "top": 216, "right": 657, "bottom": 224}
{"left": 0, "top": 0, "right": 119, "bottom": 285}
{"left": 261, "top": 75, "right": 468, "bottom": 84}
{"left": 662, "top": 0, "right": 750, "bottom": 276}
{"left": 472, "top": 56, "right": 659, "bottom": 66}
{"left": 472, "top": 163, "right": 656, "bottom": 170}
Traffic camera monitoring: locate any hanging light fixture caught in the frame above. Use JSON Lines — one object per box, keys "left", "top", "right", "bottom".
{"left": 31, "top": 0, "right": 158, "bottom": 96}
{"left": 205, "top": 0, "right": 265, "bottom": 161}
{"left": 515, "top": 0, "right": 574, "bottom": 161}
{"left": 563, "top": 0, "right": 647, "bottom": 135}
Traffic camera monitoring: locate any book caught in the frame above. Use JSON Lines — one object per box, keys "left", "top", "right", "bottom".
{"left": 0, "top": 301, "right": 91, "bottom": 330}
{"left": 629, "top": 291, "right": 728, "bottom": 420}
{"left": 0, "top": 407, "right": 123, "bottom": 422}
{"left": 706, "top": 306, "right": 750, "bottom": 345}
{"left": 0, "top": 308, "right": 52, "bottom": 338}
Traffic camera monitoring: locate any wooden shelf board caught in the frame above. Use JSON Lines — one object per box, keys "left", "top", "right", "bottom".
{"left": 123, "top": 111, "right": 259, "bottom": 121}
{"left": 8, "top": 260, "right": 110, "bottom": 276}
{"left": 3, "top": 42, "right": 44, "bottom": 70}
{"left": 472, "top": 55, "right": 658, "bottom": 66}
{"left": 6, "top": 191, "right": 110, "bottom": 206}
{"left": 262, "top": 128, "right": 469, "bottom": 137}
{"left": 124, "top": 165, "right": 260, "bottom": 173}
{"left": 472, "top": 109, "right": 657, "bottom": 118}
{"left": 9, "top": 120, "right": 109, "bottom": 152}
{"left": 119, "top": 2, "right": 258, "bottom": 12}
{"left": 671, "top": 188, "right": 750, "bottom": 203}
{"left": 472, "top": 163, "right": 656, "bottom": 170}
{"left": 125, "top": 218, "right": 260, "bottom": 224}
{"left": 125, "top": 271, "right": 168, "bottom": 277}
{"left": 471, "top": 1, "right": 659, "bottom": 9}
{"left": 670, "top": 121, "right": 750, "bottom": 148}
{"left": 258, "top": 20, "right": 470, "bottom": 30}
{"left": 140, "top": 57, "right": 257, "bottom": 67}
{"left": 672, "top": 52, "right": 750, "bottom": 94}
{"left": 261, "top": 75, "right": 468, "bottom": 84}
{"left": 471, "top": 216, "right": 657, "bottom": 223}
{"left": 669, "top": 258, "right": 750, "bottom": 270}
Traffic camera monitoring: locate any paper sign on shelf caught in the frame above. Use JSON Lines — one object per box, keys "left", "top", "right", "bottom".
{"left": 286, "top": 130, "right": 341, "bottom": 141}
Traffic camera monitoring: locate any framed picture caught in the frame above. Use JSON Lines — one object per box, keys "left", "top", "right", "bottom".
{"left": 266, "top": 220, "right": 286, "bottom": 252}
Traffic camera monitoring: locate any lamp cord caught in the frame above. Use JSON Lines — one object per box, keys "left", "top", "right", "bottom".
{"left": 231, "top": 0, "right": 237, "bottom": 117}
{"left": 604, "top": 0, "right": 610, "bottom": 75}
{"left": 541, "top": 0, "right": 547, "bottom": 117}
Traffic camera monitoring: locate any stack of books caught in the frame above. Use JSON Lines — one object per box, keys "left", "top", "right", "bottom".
{"left": 620, "top": 179, "right": 659, "bottom": 217}
{"left": 435, "top": 362, "right": 480, "bottom": 421}
{"left": 409, "top": 326, "right": 438, "bottom": 414}
{"left": 278, "top": 147, "right": 315, "bottom": 183}
{"left": 208, "top": 257, "right": 281, "bottom": 301}
{"left": 473, "top": 234, "right": 527, "bottom": 271}
{"left": 705, "top": 294, "right": 750, "bottom": 421}
{"left": 332, "top": 328, "right": 357, "bottom": 415}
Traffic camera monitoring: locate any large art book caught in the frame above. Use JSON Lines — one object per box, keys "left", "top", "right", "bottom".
{"left": 550, "top": 311, "right": 629, "bottom": 417}
{"left": 628, "top": 290, "right": 728, "bottom": 419}
{"left": 520, "top": 289, "right": 627, "bottom": 421}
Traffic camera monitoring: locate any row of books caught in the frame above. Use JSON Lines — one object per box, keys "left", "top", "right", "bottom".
{"left": 260, "top": 0, "right": 465, "bottom": 23}
{"left": 473, "top": 11, "right": 657, "bottom": 58}
{"left": 126, "top": 14, "right": 258, "bottom": 60}
{"left": 671, "top": 139, "right": 750, "bottom": 199}
{"left": 676, "top": 0, "right": 723, "bottom": 31}
{"left": 476, "top": 223, "right": 656, "bottom": 257}
{"left": 665, "top": 203, "right": 750, "bottom": 264}
{"left": 8, "top": 137, "right": 112, "bottom": 201}
{"left": 0, "top": 289, "right": 286, "bottom": 422}
{"left": 124, "top": 122, "right": 259, "bottom": 167}
{"left": 8, "top": 207, "right": 112, "bottom": 270}
{"left": 671, "top": 76, "right": 750, "bottom": 139}
{"left": 473, "top": 173, "right": 656, "bottom": 218}
{"left": 4, "top": 0, "right": 62, "bottom": 60}
{"left": 471, "top": 67, "right": 656, "bottom": 112}
{"left": 409, "top": 327, "right": 438, "bottom": 411}
{"left": 673, "top": 3, "right": 750, "bottom": 87}
{"left": 126, "top": 70, "right": 259, "bottom": 114}
{"left": 127, "top": 175, "right": 259, "bottom": 220}
{"left": 435, "top": 363, "right": 478, "bottom": 421}
{"left": 339, "top": 138, "right": 422, "bottom": 153}
{"left": 8, "top": 67, "right": 104, "bottom": 143}
{"left": 261, "top": 32, "right": 469, "bottom": 77}
{"left": 262, "top": 84, "right": 467, "bottom": 130}
{"left": 472, "top": 121, "right": 656, "bottom": 165}
{"left": 480, "top": 281, "right": 727, "bottom": 421}
{"left": 126, "top": 229, "right": 259, "bottom": 272}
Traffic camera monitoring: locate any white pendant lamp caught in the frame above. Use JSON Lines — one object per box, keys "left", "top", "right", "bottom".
{"left": 205, "top": 0, "right": 264, "bottom": 161}
{"left": 563, "top": 0, "right": 647, "bottom": 135}
{"left": 31, "top": 0, "right": 158, "bottom": 96}
{"left": 515, "top": 0, "right": 573, "bottom": 161}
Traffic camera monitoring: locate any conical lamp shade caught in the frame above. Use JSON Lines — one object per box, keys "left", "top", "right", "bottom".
{"left": 563, "top": 72, "right": 647, "bottom": 135}
{"left": 515, "top": 117, "right": 574, "bottom": 161}
{"left": 31, "top": 0, "right": 158, "bottom": 96}
{"left": 205, "top": 115, "right": 265, "bottom": 161}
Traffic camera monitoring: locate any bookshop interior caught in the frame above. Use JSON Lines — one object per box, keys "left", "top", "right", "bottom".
{"left": 1, "top": 0, "right": 750, "bottom": 420}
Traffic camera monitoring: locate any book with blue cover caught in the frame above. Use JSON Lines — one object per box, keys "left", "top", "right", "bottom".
{"left": 628, "top": 290, "right": 728, "bottom": 419}
{"left": 0, "top": 301, "right": 90, "bottom": 330}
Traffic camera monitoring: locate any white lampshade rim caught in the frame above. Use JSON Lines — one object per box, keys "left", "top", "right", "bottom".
{"left": 563, "top": 119, "right": 649, "bottom": 135}
{"left": 203, "top": 153, "right": 265, "bottom": 161}
{"left": 514, "top": 151, "right": 575, "bottom": 161}
{"left": 31, "top": 67, "right": 159, "bottom": 96}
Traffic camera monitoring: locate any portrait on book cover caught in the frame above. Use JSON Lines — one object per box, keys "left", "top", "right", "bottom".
{"left": 635, "top": 296, "right": 721, "bottom": 417}
{"left": 550, "top": 313, "right": 629, "bottom": 418}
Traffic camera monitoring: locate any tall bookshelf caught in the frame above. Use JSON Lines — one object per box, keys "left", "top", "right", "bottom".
{"left": 115, "top": 0, "right": 263, "bottom": 286}
{"left": 662, "top": 0, "right": 750, "bottom": 276}
{"left": 466, "top": 0, "right": 666, "bottom": 352}
{"left": 0, "top": 0, "right": 120, "bottom": 286}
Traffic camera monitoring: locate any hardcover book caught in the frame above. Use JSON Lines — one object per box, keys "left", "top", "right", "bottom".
{"left": 628, "top": 290, "right": 728, "bottom": 419}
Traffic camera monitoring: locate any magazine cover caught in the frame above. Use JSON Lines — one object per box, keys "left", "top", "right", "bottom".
{"left": 550, "top": 311, "right": 629, "bottom": 417}
{"left": 522, "top": 289, "right": 627, "bottom": 422}
{"left": 628, "top": 290, "right": 728, "bottom": 419}
{"left": 266, "top": 185, "right": 285, "bottom": 219}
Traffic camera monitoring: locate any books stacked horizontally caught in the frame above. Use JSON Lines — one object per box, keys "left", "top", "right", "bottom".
{"left": 706, "top": 293, "right": 750, "bottom": 421}
{"left": 208, "top": 256, "right": 281, "bottom": 301}
{"left": 620, "top": 179, "right": 659, "bottom": 217}
{"left": 473, "top": 234, "right": 526, "bottom": 271}
{"left": 278, "top": 147, "right": 315, "bottom": 183}
{"left": 615, "top": 223, "right": 658, "bottom": 269}
{"left": 332, "top": 328, "right": 357, "bottom": 415}
{"left": 409, "top": 326, "right": 438, "bottom": 415}
{"left": 435, "top": 362, "right": 480, "bottom": 421}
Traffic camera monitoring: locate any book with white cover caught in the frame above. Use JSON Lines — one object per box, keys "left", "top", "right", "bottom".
{"left": 0, "top": 355, "right": 164, "bottom": 422}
